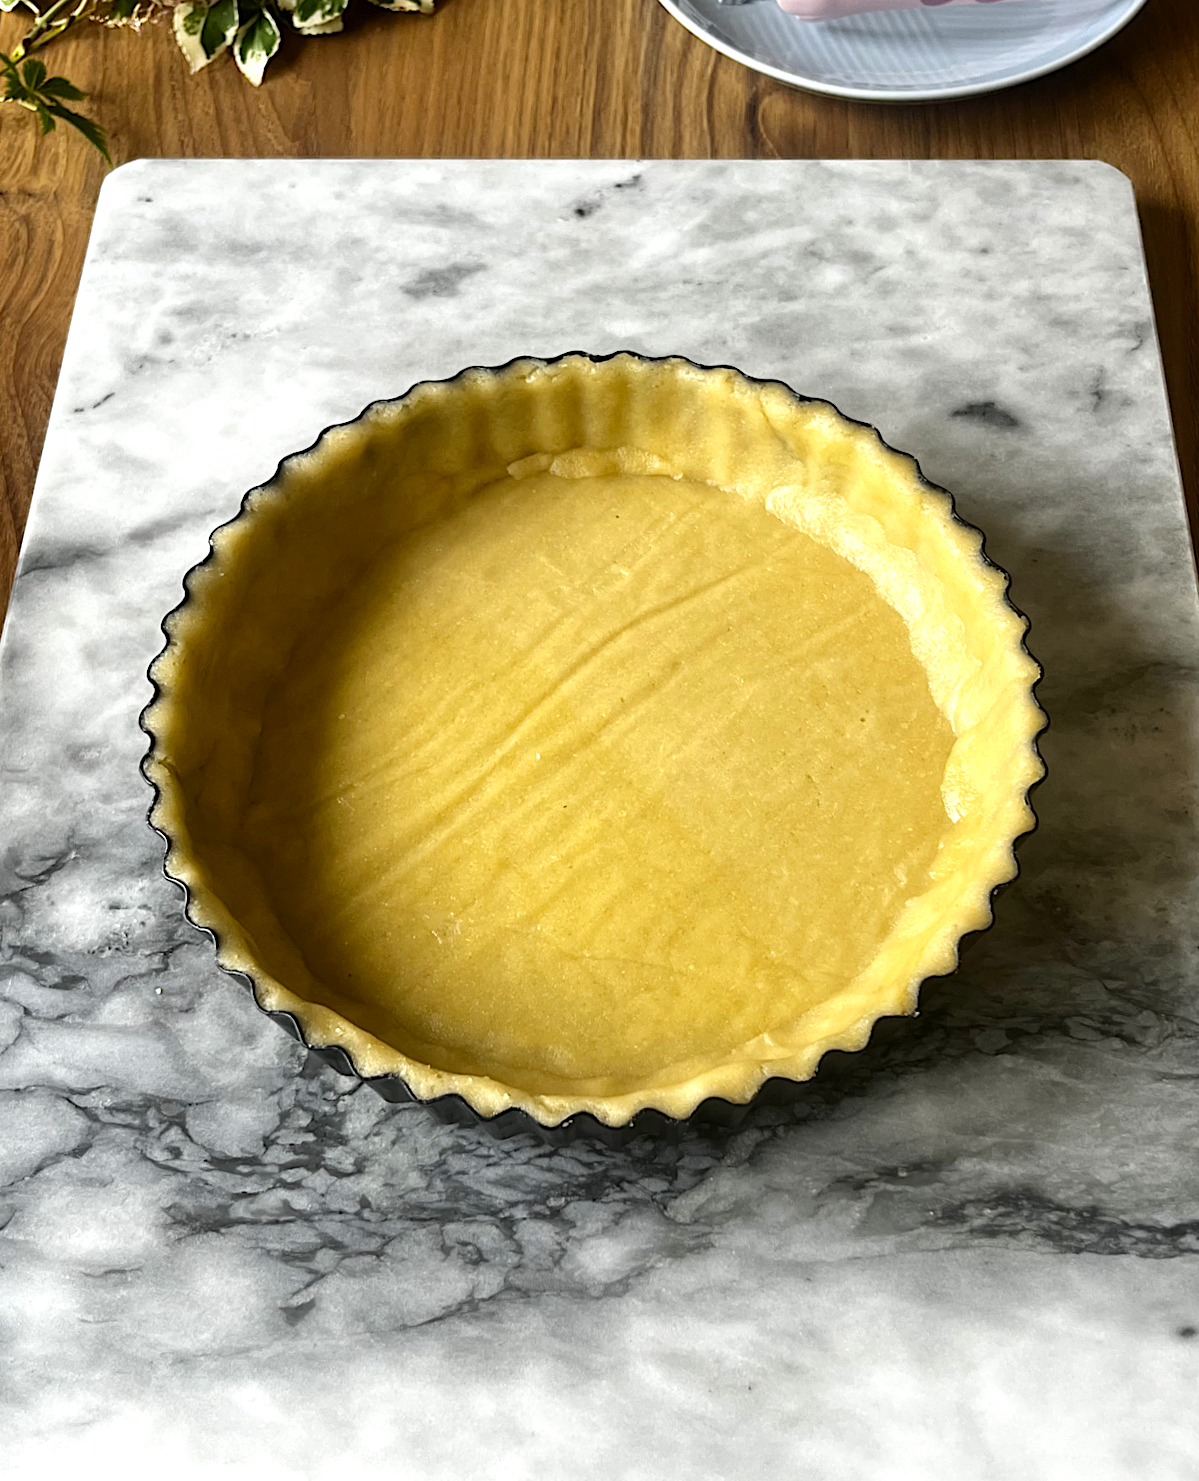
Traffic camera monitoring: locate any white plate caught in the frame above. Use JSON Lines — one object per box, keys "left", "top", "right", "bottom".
{"left": 656, "top": 0, "right": 1150, "bottom": 103}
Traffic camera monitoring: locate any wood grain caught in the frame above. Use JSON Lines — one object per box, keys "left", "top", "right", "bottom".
{"left": 2, "top": 0, "right": 1197, "bottom": 626}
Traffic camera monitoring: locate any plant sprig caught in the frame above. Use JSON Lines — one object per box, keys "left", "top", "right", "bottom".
{"left": 2, "top": 0, "right": 435, "bottom": 165}
{"left": 0, "top": 46, "right": 110, "bottom": 161}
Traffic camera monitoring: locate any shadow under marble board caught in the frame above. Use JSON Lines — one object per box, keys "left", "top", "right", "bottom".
{"left": 1, "top": 159, "right": 1197, "bottom": 1478}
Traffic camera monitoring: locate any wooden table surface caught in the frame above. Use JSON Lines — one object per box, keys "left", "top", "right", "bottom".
{"left": 2, "top": 0, "right": 1196, "bottom": 626}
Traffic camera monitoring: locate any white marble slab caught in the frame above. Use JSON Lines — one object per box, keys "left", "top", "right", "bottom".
{"left": 2, "top": 159, "right": 1198, "bottom": 1479}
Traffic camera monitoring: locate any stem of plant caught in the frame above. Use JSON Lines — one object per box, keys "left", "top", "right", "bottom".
{"left": 12, "top": 0, "right": 92, "bottom": 59}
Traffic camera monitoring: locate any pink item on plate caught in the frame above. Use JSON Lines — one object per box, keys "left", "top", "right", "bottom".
{"left": 778, "top": 0, "right": 1015, "bottom": 17}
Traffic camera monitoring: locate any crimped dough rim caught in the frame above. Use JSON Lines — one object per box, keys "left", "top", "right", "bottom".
{"left": 141, "top": 352, "right": 1046, "bottom": 1129}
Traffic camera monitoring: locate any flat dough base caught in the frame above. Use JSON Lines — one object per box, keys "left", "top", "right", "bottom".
{"left": 240, "top": 468, "right": 954, "bottom": 1095}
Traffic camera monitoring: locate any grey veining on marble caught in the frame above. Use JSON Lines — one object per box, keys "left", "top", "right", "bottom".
{"left": 1, "top": 159, "right": 1198, "bottom": 1479}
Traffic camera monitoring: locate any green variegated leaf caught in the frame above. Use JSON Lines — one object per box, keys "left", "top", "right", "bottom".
{"left": 200, "top": 0, "right": 239, "bottom": 56}
{"left": 173, "top": 0, "right": 238, "bottom": 72}
{"left": 0, "top": 0, "right": 24, "bottom": 15}
{"left": 364, "top": 0, "right": 433, "bottom": 10}
{"left": 278, "top": 0, "right": 341, "bottom": 31}
{"left": 233, "top": 6, "right": 280, "bottom": 86}
{"left": 291, "top": 0, "right": 345, "bottom": 28}
{"left": 173, "top": 2, "right": 211, "bottom": 69}
{"left": 106, "top": 0, "right": 140, "bottom": 19}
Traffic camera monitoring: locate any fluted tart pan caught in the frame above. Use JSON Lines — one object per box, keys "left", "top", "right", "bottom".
{"left": 141, "top": 353, "right": 1046, "bottom": 1141}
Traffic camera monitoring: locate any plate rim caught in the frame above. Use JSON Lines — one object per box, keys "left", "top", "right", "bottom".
{"left": 656, "top": 0, "right": 1151, "bottom": 104}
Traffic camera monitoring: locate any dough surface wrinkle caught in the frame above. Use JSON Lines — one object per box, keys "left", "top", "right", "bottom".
{"left": 241, "top": 465, "right": 954, "bottom": 1089}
